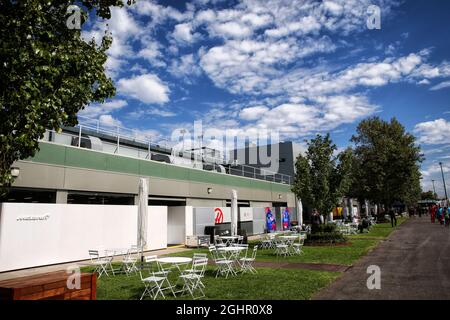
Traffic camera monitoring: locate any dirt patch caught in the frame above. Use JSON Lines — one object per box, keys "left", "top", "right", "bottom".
{"left": 253, "top": 261, "right": 351, "bottom": 272}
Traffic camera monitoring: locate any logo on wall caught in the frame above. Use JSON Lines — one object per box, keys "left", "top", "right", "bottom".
{"left": 16, "top": 215, "right": 50, "bottom": 222}
{"left": 282, "top": 208, "right": 290, "bottom": 230}
{"left": 265, "top": 207, "right": 276, "bottom": 232}
{"left": 214, "top": 208, "right": 224, "bottom": 224}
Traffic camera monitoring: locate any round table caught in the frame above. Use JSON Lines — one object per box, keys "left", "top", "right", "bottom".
{"left": 217, "top": 246, "right": 245, "bottom": 260}
{"left": 156, "top": 257, "right": 193, "bottom": 296}
{"left": 279, "top": 236, "right": 298, "bottom": 240}
{"left": 156, "top": 257, "right": 192, "bottom": 265}
{"left": 218, "top": 236, "right": 240, "bottom": 246}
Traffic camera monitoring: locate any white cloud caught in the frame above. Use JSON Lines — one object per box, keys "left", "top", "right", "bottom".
{"left": 98, "top": 114, "right": 123, "bottom": 127}
{"left": 117, "top": 74, "right": 170, "bottom": 104}
{"left": 172, "top": 22, "right": 201, "bottom": 43}
{"left": 79, "top": 99, "right": 128, "bottom": 118}
{"left": 137, "top": 42, "right": 166, "bottom": 67}
{"left": 168, "top": 54, "right": 203, "bottom": 83}
{"left": 239, "top": 106, "right": 269, "bottom": 121}
{"left": 414, "top": 119, "right": 450, "bottom": 145}
{"left": 430, "top": 81, "right": 450, "bottom": 91}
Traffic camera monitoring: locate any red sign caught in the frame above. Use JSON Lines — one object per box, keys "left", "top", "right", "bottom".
{"left": 214, "top": 208, "right": 224, "bottom": 224}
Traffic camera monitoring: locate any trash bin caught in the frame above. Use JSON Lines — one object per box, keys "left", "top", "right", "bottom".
{"left": 238, "top": 229, "right": 248, "bottom": 244}
{"left": 204, "top": 226, "right": 216, "bottom": 244}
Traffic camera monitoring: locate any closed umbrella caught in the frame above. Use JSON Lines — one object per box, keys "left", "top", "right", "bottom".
{"left": 297, "top": 198, "right": 303, "bottom": 227}
{"left": 365, "top": 200, "right": 369, "bottom": 217}
{"left": 231, "top": 189, "right": 238, "bottom": 236}
{"left": 349, "top": 198, "right": 353, "bottom": 220}
{"left": 137, "top": 178, "right": 148, "bottom": 255}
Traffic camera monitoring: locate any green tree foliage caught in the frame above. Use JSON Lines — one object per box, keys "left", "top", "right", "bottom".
{"left": 421, "top": 190, "right": 437, "bottom": 200}
{"left": 0, "top": 0, "right": 134, "bottom": 186}
{"left": 350, "top": 117, "right": 423, "bottom": 209}
{"left": 292, "top": 134, "right": 353, "bottom": 218}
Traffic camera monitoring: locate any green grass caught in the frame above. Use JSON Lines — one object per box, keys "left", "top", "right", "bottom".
{"left": 347, "top": 217, "right": 407, "bottom": 240}
{"left": 254, "top": 240, "right": 379, "bottom": 265}
{"left": 168, "top": 218, "right": 408, "bottom": 266}
{"left": 84, "top": 218, "right": 408, "bottom": 300}
{"left": 82, "top": 265, "right": 339, "bottom": 300}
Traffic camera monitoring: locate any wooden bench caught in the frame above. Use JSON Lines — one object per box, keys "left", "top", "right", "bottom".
{"left": 0, "top": 271, "right": 96, "bottom": 300}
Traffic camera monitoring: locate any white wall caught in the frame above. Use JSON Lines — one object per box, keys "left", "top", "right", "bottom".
{"left": 0, "top": 203, "right": 167, "bottom": 272}
{"left": 185, "top": 206, "right": 193, "bottom": 237}
{"left": 167, "top": 206, "right": 186, "bottom": 244}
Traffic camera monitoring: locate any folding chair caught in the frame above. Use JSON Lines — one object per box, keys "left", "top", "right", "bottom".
{"left": 209, "top": 246, "right": 236, "bottom": 278}
{"left": 292, "top": 236, "right": 305, "bottom": 255}
{"left": 121, "top": 246, "right": 139, "bottom": 275}
{"left": 88, "top": 250, "right": 111, "bottom": 278}
{"left": 239, "top": 245, "right": 258, "bottom": 274}
{"left": 274, "top": 239, "right": 289, "bottom": 257}
{"left": 139, "top": 270, "right": 167, "bottom": 300}
{"left": 142, "top": 255, "right": 175, "bottom": 296}
{"left": 180, "top": 258, "right": 208, "bottom": 299}
{"left": 214, "top": 236, "right": 226, "bottom": 248}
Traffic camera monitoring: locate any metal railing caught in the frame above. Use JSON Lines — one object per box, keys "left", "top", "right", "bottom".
{"left": 39, "top": 119, "right": 292, "bottom": 185}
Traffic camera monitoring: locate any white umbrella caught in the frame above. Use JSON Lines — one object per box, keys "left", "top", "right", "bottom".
{"left": 349, "top": 198, "right": 353, "bottom": 220}
{"left": 231, "top": 189, "right": 238, "bottom": 236}
{"left": 137, "top": 178, "right": 148, "bottom": 251}
{"left": 365, "top": 200, "right": 369, "bottom": 217}
{"left": 296, "top": 198, "right": 303, "bottom": 227}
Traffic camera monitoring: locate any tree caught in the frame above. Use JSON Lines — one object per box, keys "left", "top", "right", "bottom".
{"left": 350, "top": 117, "right": 423, "bottom": 210}
{"left": 421, "top": 190, "right": 438, "bottom": 200}
{"left": 0, "top": 0, "right": 134, "bottom": 187}
{"left": 292, "top": 134, "right": 353, "bottom": 220}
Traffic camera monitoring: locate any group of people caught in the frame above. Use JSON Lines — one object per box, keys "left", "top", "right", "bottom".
{"left": 429, "top": 204, "right": 450, "bottom": 227}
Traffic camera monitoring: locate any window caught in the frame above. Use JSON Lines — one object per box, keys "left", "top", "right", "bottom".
{"left": 67, "top": 191, "right": 134, "bottom": 205}
{"left": 0, "top": 188, "right": 56, "bottom": 203}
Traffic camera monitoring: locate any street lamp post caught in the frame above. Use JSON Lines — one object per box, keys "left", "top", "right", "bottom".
{"left": 432, "top": 179, "right": 437, "bottom": 199}
{"left": 439, "top": 162, "right": 448, "bottom": 201}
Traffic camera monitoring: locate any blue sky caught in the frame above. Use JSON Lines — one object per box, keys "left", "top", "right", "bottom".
{"left": 79, "top": 0, "right": 450, "bottom": 196}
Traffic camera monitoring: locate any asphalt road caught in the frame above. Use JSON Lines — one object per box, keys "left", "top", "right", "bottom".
{"left": 314, "top": 216, "right": 450, "bottom": 300}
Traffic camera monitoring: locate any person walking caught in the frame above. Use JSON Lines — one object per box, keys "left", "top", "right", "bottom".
{"left": 439, "top": 206, "right": 444, "bottom": 225}
{"left": 445, "top": 207, "right": 450, "bottom": 227}
{"left": 389, "top": 207, "right": 397, "bottom": 227}
{"left": 431, "top": 205, "right": 436, "bottom": 223}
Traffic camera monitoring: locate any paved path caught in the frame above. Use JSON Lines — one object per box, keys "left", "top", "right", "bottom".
{"left": 314, "top": 216, "right": 450, "bottom": 300}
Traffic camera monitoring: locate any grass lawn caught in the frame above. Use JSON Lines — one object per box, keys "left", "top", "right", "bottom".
{"left": 166, "top": 218, "right": 408, "bottom": 266}
{"left": 84, "top": 217, "right": 408, "bottom": 300}
{"left": 82, "top": 265, "right": 339, "bottom": 300}
{"left": 347, "top": 217, "right": 407, "bottom": 240}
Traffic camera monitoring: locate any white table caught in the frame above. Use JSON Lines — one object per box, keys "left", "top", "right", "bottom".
{"left": 218, "top": 236, "right": 239, "bottom": 246}
{"left": 156, "top": 257, "right": 193, "bottom": 295}
{"left": 217, "top": 246, "right": 245, "bottom": 260}
{"left": 156, "top": 257, "right": 192, "bottom": 266}
{"left": 279, "top": 236, "right": 298, "bottom": 240}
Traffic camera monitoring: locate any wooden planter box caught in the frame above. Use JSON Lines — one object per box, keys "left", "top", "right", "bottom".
{"left": 0, "top": 271, "right": 96, "bottom": 300}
